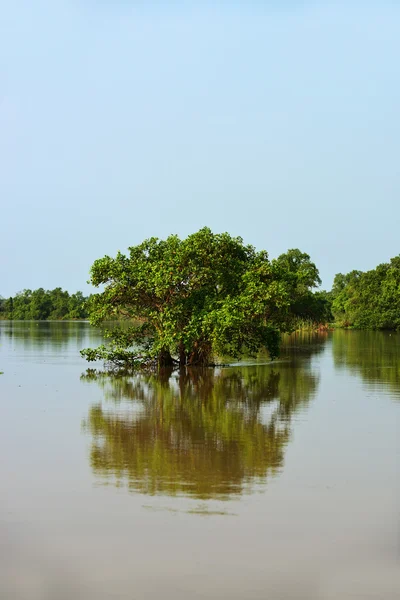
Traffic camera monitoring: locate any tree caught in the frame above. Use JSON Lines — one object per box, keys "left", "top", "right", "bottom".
{"left": 4, "top": 297, "right": 13, "bottom": 318}
{"left": 81, "top": 228, "right": 322, "bottom": 368}
{"left": 67, "top": 291, "right": 87, "bottom": 319}
{"left": 331, "top": 270, "right": 363, "bottom": 324}
{"left": 12, "top": 290, "right": 33, "bottom": 320}
{"left": 331, "top": 256, "right": 400, "bottom": 330}
{"left": 0, "top": 288, "right": 90, "bottom": 320}
{"left": 29, "top": 288, "right": 52, "bottom": 320}
{"left": 48, "top": 287, "right": 70, "bottom": 319}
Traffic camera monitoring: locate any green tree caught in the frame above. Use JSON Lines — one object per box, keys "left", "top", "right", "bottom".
{"left": 0, "top": 288, "right": 89, "bottom": 321}
{"left": 48, "top": 287, "right": 70, "bottom": 319}
{"left": 29, "top": 288, "right": 52, "bottom": 320}
{"left": 331, "top": 256, "right": 400, "bottom": 330}
{"left": 4, "top": 297, "right": 14, "bottom": 318}
{"left": 67, "top": 291, "right": 88, "bottom": 319}
{"left": 81, "top": 228, "right": 322, "bottom": 368}
{"left": 331, "top": 270, "right": 363, "bottom": 326}
{"left": 12, "top": 290, "right": 33, "bottom": 319}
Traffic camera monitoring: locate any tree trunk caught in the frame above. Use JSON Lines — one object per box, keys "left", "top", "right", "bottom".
{"left": 179, "top": 343, "right": 187, "bottom": 367}
{"left": 158, "top": 349, "right": 174, "bottom": 367}
{"left": 187, "top": 341, "right": 212, "bottom": 366}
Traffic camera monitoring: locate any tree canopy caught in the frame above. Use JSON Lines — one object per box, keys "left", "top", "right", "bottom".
{"left": 81, "top": 227, "right": 322, "bottom": 368}
{"left": 330, "top": 255, "right": 400, "bottom": 329}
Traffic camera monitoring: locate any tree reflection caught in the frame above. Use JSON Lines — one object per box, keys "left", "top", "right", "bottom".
{"left": 0, "top": 321, "right": 101, "bottom": 351}
{"left": 332, "top": 330, "right": 400, "bottom": 398}
{"left": 82, "top": 362, "right": 320, "bottom": 500}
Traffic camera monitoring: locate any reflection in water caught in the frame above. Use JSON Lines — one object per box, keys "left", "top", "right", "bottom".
{"left": 332, "top": 330, "right": 400, "bottom": 398}
{"left": 83, "top": 361, "right": 320, "bottom": 500}
{"left": 3, "top": 323, "right": 399, "bottom": 598}
{"left": 279, "top": 330, "right": 329, "bottom": 360}
{"left": 0, "top": 320, "right": 101, "bottom": 352}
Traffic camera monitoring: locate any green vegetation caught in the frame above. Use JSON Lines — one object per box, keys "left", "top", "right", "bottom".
{"left": 4, "top": 236, "right": 397, "bottom": 364}
{"left": 330, "top": 255, "right": 400, "bottom": 329}
{"left": 81, "top": 227, "right": 323, "bottom": 368}
{"left": 0, "top": 288, "right": 89, "bottom": 321}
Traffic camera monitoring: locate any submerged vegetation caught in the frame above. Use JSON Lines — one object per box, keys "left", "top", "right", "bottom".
{"left": 0, "top": 288, "right": 89, "bottom": 320}
{"left": 80, "top": 227, "right": 324, "bottom": 369}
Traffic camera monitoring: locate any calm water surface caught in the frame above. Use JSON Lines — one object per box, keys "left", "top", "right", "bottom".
{"left": 0, "top": 322, "right": 399, "bottom": 599}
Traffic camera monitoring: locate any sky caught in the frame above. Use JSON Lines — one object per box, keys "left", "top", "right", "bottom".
{"left": 1, "top": 1, "right": 399, "bottom": 296}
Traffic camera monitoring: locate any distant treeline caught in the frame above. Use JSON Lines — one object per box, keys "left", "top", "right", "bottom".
{"left": 0, "top": 288, "right": 89, "bottom": 320}
{"left": 330, "top": 255, "right": 400, "bottom": 330}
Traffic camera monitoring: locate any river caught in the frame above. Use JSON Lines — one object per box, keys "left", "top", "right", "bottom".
{"left": 0, "top": 322, "right": 399, "bottom": 599}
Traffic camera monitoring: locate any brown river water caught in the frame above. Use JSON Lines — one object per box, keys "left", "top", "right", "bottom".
{"left": 0, "top": 322, "right": 399, "bottom": 599}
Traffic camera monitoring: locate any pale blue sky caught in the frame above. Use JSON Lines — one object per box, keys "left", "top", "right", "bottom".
{"left": 1, "top": 1, "right": 399, "bottom": 296}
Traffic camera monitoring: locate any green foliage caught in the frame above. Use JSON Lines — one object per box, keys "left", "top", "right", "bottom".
{"left": 290, "top": 290, "right": 333, "bottom": 326}
{"left": 0, "top": 288, "right": 89, "bottom": 320}
{"left": 331, "top": 256, "right": 400, "bottom": 329}
{"left": 81, "top": 228, "right": 322, "bottom": 368}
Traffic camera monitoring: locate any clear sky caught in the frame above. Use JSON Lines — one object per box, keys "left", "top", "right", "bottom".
{"left": 1, "top": 1, "right": 399, "bottom": 297}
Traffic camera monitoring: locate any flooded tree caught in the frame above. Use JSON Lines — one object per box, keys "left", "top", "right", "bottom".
{"left": 81, "top": 228, "right": 322, "bottom": 368}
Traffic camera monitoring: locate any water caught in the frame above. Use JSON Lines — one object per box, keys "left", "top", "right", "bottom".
{"left": 0, "top": 322, "right": 399, "bottom": 599}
